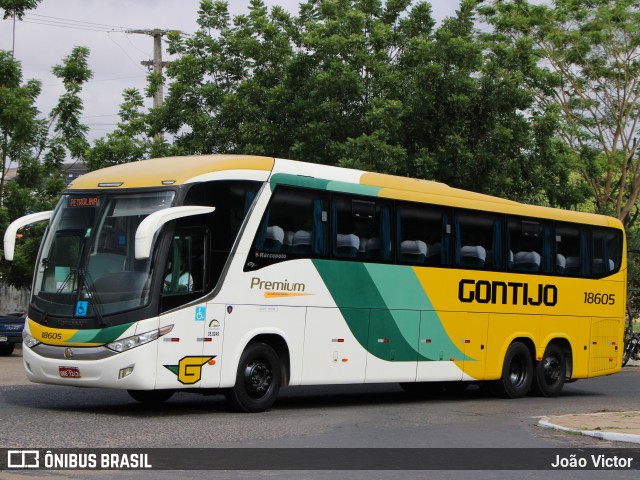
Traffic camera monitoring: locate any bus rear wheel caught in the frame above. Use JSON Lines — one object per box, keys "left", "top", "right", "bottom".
{"left": 531, "top": 344, "right": 566, "bottom": 397}
{"left": 494, "top": 342, "right": 532, "bottom": 398}
{"left": 225, "top": 342, "right": 281, "bottom": 413}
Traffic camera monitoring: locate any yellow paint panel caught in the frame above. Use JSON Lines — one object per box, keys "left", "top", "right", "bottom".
{"left": 412, "top": 267, "right": 625, "bottom": 380}
{"left": 589, "top": 317, "right": 623, "bottom": 376}
{"left": 27, "top": 319, "right": 99, "bottom": 347}
{"left": 412, "top": 267, "right": 625, "bottom": 318}
{"left": 70, "top": 155, "right": 274, "bottom": 189}
{"left": 359, "top": 171, "right": 621, "bottom": 228}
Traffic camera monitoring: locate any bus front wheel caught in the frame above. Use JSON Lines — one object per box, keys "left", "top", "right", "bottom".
{"left": 494, "top": 342, "right": 532, "bottom": 398}
{"left": 225, "top": 342, "right": 281, "bottom": 413}
{"left": 531, "top": 344, "right": 566, "bottom": 397}
{"left": 128, "top": 389, "right": 174, "bottom": 404}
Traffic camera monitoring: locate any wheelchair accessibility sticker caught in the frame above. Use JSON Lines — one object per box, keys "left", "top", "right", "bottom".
{"left": 75, "top": 301, "right": 89, "bottom": 317}
{"left": 195, "top": 306, "right": 206, "bottom": 322}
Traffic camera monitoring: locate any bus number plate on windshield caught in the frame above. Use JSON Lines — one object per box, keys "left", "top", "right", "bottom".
{"left": 59, "top": 366, "right": 81, "bottom": 378}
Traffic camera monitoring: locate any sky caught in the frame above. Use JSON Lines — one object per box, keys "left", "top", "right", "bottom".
{"left": 0, "top": 0, "right": 461, "bottom": 151}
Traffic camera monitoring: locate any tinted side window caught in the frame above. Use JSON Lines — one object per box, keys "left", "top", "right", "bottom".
{"left": 455, "top": 211, "right": 503, "bottom": 270}
{"left": 254, "top": 186, "right": 328, "bottom": 257}
{"left": 397, "top": 203, "right": 450, "bottom": 266}
{"left": 333, "top": 195, "right": 392, "bottom": 261}
{"left": 160, "top": 227, "right": 209, "bottom": 312}
{"left": 507, "top": 218, "right": 552, "bottom": 274}
{"left": 185, "top": 180, "right": 261, "bottom": 286}
{"left": 555, "top": 223, "right": 590, "bottom": 276}
{"left": 592, "top": 228, "right": 622, "bottom": 277}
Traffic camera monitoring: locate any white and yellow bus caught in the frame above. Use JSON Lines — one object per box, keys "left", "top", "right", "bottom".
{"left": 4, "top": 155, "right": 626, "bottom": 412}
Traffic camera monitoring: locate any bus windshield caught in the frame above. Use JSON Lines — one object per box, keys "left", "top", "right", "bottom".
{"left": 32, "top": 191, "right": 175, "bottom": 319}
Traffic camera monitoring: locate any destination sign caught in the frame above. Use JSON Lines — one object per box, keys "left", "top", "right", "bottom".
{"left": 68, "top": 197, "right": 99, "bottom": 208}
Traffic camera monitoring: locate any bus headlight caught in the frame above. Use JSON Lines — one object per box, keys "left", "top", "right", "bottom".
{"left": 23, "top": 331, "right": 40, "bottom": 348}
{"left": 106, "top": 325, "right": 173, "bottom": 353}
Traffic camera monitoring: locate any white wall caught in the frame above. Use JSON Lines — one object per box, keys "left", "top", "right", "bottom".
{"left": 0, "top": 284, "right": 30, "bottom": 313}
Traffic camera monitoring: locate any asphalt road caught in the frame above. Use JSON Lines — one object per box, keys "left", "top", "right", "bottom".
{"left": 2, "top": 345, "right": 640, "bottom": 479}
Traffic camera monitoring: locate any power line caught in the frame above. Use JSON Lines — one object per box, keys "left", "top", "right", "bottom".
{"left": 21, "top": 19, "right": 125, "bottom": 33}
{"left": 22, "top": 13, "right": 129, "bottom": 33}
{"left": 28, "top": 13, "right": 128, "bottom": 30}
{"left": 107, "top": 33, "right": 149, "bottom": 72}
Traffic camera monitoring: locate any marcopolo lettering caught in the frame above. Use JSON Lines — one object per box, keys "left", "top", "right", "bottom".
{"left": 458, "top": 279, "right": 558, "bottom": 306}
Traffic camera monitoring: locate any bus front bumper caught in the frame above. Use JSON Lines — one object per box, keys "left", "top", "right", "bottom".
{"left": 22, "top": 341, "right": 159, "bottom": 390}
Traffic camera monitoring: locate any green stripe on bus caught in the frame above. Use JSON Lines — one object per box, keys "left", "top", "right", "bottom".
{"left": 270, "top": 173, "right": 381, "bottom": 196}
{"left": 68, "top": 322, "right": 134, "bottom": 344}
{"left": 312, "top": 260, "right": 470, "bottom": 362}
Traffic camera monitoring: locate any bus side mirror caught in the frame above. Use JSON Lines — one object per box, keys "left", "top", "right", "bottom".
{"left": 3, "top": 211, "right": 53, "bottom": 262}
{"left": 134, "top": 206, "right": 215, "bottom": 260}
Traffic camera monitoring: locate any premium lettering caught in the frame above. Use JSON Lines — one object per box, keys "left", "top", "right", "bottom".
{"left": 458, "top": 279, "right": 557, "bottom": 306}
{"left": 250, "top": 277, "right": 305, "bottom": 292}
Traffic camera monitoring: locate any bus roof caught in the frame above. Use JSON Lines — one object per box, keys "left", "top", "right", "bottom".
{"left": 69, "top": 155, "right": 275, "bottom": 190}
{"left": 68, "top": 154, "right": 622, "bottom": 229}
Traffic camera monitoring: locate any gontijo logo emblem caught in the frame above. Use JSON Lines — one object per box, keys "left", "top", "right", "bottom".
{"left": 164, "top": 356, "right": 216, "bottom": 384}
{"left": 250, "top": 277, "right": 314, "bottom": 298}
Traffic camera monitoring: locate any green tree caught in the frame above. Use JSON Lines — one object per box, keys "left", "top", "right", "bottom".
{"left": 0, "top": 0, "right": 41, "bottom": 20}
{"left": 0, "top": 49, "right": 40, "bottom": 208}
{"left": 87, "top": 0, "right": 575, "bottom": 209}
{"left": 397, "top": 0, "right": 534, "bottom": 199}
{"left": 0, "top": 47, "right": 92, "bottom": 288}
{"left": 142, "top": 0, "right": 568, "bottom": 203}
{"left": 480, "top": 0, "right": 640, "bottom": 225}
{"left": 85, "top": 88, "right": 177, "bottom": 171}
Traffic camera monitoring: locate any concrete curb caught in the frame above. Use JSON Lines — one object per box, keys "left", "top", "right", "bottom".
{"left": 539, "top": 413, "right": 640, "bottom": 445}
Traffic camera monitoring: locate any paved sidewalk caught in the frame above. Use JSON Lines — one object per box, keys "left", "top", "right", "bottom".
{"left": 540, "top": 411, "right": 640, "bottom": 444}
{"left": 540, "top": 359, "right": 640, "bottom": 444}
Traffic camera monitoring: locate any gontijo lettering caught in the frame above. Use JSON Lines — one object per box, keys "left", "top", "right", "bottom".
{"left": 459, "top": 279, "right": 558, "bottom": 306}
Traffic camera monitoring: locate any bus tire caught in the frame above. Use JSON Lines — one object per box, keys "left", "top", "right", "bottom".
{"left": 531, "top": 344, "right": 566, "bottom": 397}
{"left": 128, "top": 389, "right": 173, "bottom": 404}
{"left": 225, "top": 342, "right": 281, "bottom": 413}
{"left": 0, "top": 343, "right": 15, "bottom": 356}
{"left": 494, "top": 342, "right": 532, "bottom": 399}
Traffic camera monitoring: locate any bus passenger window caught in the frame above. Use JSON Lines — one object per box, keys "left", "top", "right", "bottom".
{"left": 455, "top": 212, "right": 503, "bottom": 270}
{"left": 397, "top": 203, "right": 449, "bottom": 266}
{"left": 555, "top": 224, "right": 589, "bottom": 276}
{"left": 592, "top": 228, "right": 622, "bottom": 277}
{"left": 333, "top": 195, "right": 392, "bottom": 261}
{"left": 507, "top": 218, "right": 552, "bottom": 273}
{"left": 253, "top": 186, "right": 328, "bottom": 259}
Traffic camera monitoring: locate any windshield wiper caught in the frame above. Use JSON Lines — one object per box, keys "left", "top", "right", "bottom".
{"left": 77, "top": 270, "right": 107, "bottom": 327}
{"left": 40, "top": 265, "right": 75, "bottom": 325}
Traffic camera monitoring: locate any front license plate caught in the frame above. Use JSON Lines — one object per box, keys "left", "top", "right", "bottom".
{"left": 0, "top": 336, "right": 7, "bottom": 342}
{"left": 59, "top": 366, "right": 81, "bottom": 378}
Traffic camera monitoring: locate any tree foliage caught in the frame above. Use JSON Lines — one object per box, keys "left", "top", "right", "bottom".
{"left": 0, "top": 47, "right": 92, "bottom": 288}
{"left": 86, "top": 0, "right": 572, "bottom": 206}
{"left": 85, "top": 88, "right": 177, "bottom": 170}
{"left": 0, "top": 0, "right": 41, "bottom": 20}
{"left": 480, "top": 0, "right": 640, "bottom": 225}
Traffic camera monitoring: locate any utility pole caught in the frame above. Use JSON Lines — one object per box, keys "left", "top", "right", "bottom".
{"left": 127, "top": 29, "right": 170, "bottom": 108}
